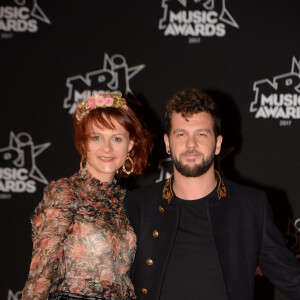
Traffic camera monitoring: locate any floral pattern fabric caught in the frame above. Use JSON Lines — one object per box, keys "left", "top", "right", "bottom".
{"left": 22, "top": 169, "right": 137, "bottom": 300}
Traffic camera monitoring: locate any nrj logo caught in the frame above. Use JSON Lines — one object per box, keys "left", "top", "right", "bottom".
{"left": 0, "top": 132, "right": 51, "bottom": 194}
{"left": 64, "top": 53, "right": 145, "bottom": 115}
{"left": 158, "top": 0, "right": 239, "bottom": 43}
{"left": 0, "top": 0, "right": 50, "bottom": 36}
{"left": 250, "top": 57, "right": 300, "bottom": 124}
{"left": 7, "top": 290, "right": 22, "bottom": 300}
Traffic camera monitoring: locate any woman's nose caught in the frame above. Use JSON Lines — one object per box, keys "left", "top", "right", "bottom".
{"left": 102, "top": 139, "right": 112, "bottom": 152}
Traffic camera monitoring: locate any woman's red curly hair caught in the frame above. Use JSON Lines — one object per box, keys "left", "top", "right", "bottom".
{"left": 72, "top": 104, "right": 152, "bottom": 179}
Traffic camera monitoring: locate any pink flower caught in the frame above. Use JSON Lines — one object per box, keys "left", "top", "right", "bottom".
{"left": 88, "top": 97, "right": 96, "bottom": 109}
{"left": 71, "top": 242, "right": 88, "bottom": 260}
{"left": 104, "top": 97, "right": 114, "bottom": 107}
{"left": 96, "top": 96, "right": 105, "bottom": 106}
{"left": 125, "top": 230, "right": 137, "bottom": 248}
{"left": 72, "top": 221, "right": 89, "bottom": 237}
{"left": 45, "top": 208, "right": 61, "bottom": 220}
{"left": 40, "top": 238, "right": 54, "bottom": 250}
{"left": 107, "top": 232, "right": 121, "bottom": 253}
{"left": 29, "top": 254, "right": 40, "bottom": 271}
{"left": 119, "top": 262, "right": 127, "bottom": 274}
{"left": 100, "top": 269, "right": 113, "bottom": 283}
{"left": 34, "top": 214, "right": 43, "bottom": 227}
{"left": 68, "top": 276, "right": 86, "bottom": 294}
{"left": 34, "top": 277, "right": 47, "bottom": 294}
{"left": 55, "top": 246, "right": 64, "bottom": 259}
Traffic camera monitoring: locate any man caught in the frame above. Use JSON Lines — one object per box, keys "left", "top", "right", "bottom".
{"left": 125, "top": 89, "right": 300, "bottom": 300}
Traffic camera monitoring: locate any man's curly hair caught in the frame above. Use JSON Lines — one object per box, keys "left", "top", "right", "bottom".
{"left": 165, "top": 89, "right": 221, "bottom": 138}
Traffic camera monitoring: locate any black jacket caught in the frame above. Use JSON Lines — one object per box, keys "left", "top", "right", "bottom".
{"left": 125, "top": 176, "right": 300, "bottom": 300}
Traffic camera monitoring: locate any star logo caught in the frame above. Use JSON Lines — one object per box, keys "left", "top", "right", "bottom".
{"left": 14, "top": 0, "right": 51, "bottom": 24}
{"left": 0, "top": 132, "right": 51, "bottom": 184}
{"left": 7, "top": 289, "right": 22, "bottom": 300}
{"left": 64, "top": 53, "right": 145, "bottom": 115}
{"left": 250, "top": 57, "right": 300, "bottom": 122}
{"left": 158, "top": 0, "right": 239, "bottom": 43}
{"left": 159, "top": 0, "right": 238, "bottom": 30}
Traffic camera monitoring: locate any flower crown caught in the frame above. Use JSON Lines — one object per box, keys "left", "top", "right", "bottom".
{"left": 75, "top": 91, "right": 127, "bottom": 123}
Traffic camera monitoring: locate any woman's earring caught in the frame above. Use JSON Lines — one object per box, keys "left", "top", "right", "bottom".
{"left": 80, "top": 158, "right": 86, "bottom": 170}
{"left": 122, "top": 153, "right": 134, "bottom": 175}
{"left": 167, "top": 149, "right": 170, "bottom": 154}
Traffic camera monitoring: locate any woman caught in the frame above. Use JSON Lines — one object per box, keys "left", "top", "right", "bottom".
{"left": 22, "top": 91, "right": 152, "bottom": 300}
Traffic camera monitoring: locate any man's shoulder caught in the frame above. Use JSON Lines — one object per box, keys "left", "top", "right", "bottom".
{"left": 124, "top": 181, "right": 167, "bottom": 216}
{"left": 127, "top": 180, "right": 166, "bottom": 197}
{"left": 223, "top": 178, "right": 266, "bottom": 202}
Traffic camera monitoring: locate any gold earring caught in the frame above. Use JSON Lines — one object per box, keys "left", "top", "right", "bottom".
{"left": 80, "top": 158, "right": 86, "bottom": 170}
{"left": 122, "top": 154, "right": 133, "bottom": 175}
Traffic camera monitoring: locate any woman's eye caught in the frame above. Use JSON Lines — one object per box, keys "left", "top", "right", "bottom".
{"left": 113, "top": 137, "right": 122, "bottom": 142}
{"left": 92, "top": 136, "right": 101, "bottom": 141}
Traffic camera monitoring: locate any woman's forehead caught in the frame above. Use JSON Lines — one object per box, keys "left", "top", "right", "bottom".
{"left": 87, "top": 119, "right": 128, "bottom": 134}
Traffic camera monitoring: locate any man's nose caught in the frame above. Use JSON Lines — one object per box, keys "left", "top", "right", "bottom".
{"left": 186, "top": 135, "right": 197, "bottom": 148}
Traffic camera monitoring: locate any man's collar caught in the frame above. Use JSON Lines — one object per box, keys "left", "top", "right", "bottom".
{"left": 162, "top": 170, "right": 227, "bottom": 205}
{"left": 216, "top": 170, "right": 227, "bottom": 200}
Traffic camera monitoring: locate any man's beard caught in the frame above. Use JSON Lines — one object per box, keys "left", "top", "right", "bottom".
{"left": 170, "top": 147, "right": 215, "bottom": 178}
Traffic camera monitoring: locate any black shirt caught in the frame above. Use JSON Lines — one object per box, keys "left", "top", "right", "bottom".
{"left": 160, "top": 189, "right": 226, "bottom": 300}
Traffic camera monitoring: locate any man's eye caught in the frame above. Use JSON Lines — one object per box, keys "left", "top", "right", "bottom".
{"left": 177, "top": 133, "right": 184, "bottom": 137}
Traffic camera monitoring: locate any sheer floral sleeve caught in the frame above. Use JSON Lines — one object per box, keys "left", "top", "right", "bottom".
{"left": 22, "top": 179, "right": 76, "bottom": 300}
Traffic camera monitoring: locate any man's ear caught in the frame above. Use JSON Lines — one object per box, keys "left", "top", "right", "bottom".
{"left": 164, "top": 133, "right": 170, "bottom": 154}
{"left": 215, "top": 135, "right": 223, "bottom": 155}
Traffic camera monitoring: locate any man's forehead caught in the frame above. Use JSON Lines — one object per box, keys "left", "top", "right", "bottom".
{"left": 171, "top": 111, "right": 213, "bottom": 123}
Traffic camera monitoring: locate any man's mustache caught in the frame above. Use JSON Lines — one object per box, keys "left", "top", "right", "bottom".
{"left": 181, "top": 150, "right": 203, "bottom": 156}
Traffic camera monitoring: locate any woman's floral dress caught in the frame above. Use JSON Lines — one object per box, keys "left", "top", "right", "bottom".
{"left": 21, "top": 169, "right": 137, "bottom": 300}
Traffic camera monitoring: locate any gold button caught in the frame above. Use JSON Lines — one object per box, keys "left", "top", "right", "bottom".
{"left": 152, "top": 229, "right": 159, "bottom": 238}
{"left": 141, "top": 288, "right": 148, "bottom": 294}
{"left": 158, "top": 205, "right": 165, "bottom": 213}
{"left": 146, "top": 258, "right": 154, "bottom": 266}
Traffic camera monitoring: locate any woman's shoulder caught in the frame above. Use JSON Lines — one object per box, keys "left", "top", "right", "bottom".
{"left": 38, "top": 173, "right": 80, "bottom": 211}
{"left": 45, "top": 174, "right": 74, "bottom": 195}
